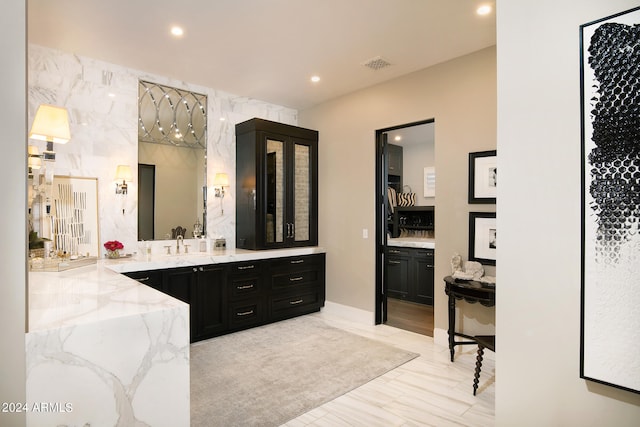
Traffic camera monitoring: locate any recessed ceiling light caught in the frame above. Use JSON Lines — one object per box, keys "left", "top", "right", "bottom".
{"left": 171, "top": 26, "right": 184, "bottom": 37}
{"left": 477, "top": 5, "right": 492, "bottom": 16}
{"left": 311, "top": 75, "right": 320, "bottom": 83}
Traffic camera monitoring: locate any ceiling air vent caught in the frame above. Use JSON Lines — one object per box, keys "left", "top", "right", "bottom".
{"left": 362, "top": 56, "right": 392, "bottom": 71}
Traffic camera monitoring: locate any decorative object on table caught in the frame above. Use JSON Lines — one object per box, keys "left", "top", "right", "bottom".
{"left": 468, "top": 212, "right": 496, "bottom": 266}
{"left": 450, "top": 252, "right": 463, "bottom": 274}
{"left": 397, "top": 185, "right": 416, "bottom": 207}
{"left": 104, "top": 240, "right": 124, "bottom": 258}
{"left": 451, "top": 260, "right": 485, "bottom": 281}
{"left": 580, "top": 5, "right": 640, "bottom": 395}
{"left": 468, "top": 150, "right": 497, "bottom": 204}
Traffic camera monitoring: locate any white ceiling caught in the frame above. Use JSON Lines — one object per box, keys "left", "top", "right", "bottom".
{"left": 27, "top": 0, "right": 496, "bottom": 110}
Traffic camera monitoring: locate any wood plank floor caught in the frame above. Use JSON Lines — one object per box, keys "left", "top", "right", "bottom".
{"left": 385, "top": 298, "right": 434, "bottom": 337}
{"left": 284, "top": 312, "right": 495, "bottom": 426}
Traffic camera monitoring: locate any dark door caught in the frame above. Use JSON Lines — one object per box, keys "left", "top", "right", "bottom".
{"left": 375, "top": 119, "right": 435, "bottom": 326}
{"left": 138, "top": 163, "right": 155, "bottom": 240}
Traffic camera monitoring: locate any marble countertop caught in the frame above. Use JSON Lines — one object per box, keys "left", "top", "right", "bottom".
{"left": 387, "top": 238, "right": 435, "bottom": 249}
{"left": 28, "top": 246, "right": 326, "bottom": 333}
{"left": 104, "top": 246, "right": 326, "bottom": 273}
{"left": 28, "top": 263, "right": 187, "bottom": 333}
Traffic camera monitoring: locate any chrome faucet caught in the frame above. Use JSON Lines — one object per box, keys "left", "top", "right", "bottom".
{"left": 176, "top": 235, "right": 184, "bottom": 254}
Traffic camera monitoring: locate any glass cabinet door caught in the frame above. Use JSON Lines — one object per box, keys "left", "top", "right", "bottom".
{"left": 293, "top": 143, "right": 311, "bottom": 242}
{"left": 266, "top": 138, "right": 284, "bottom": 244}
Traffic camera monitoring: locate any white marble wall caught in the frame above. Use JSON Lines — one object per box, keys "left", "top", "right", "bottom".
{"left": 28, "top": 44, "right": 298, "bottom": 256}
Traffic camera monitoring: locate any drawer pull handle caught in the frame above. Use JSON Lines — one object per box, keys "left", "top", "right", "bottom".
{"left": 290, "top": 259, "right": 304, "bottom": 264}
{"left": 389, "top": 260, "right": 401, "bottom": 265}
{"left": 389, "top": 250, "right": 401, "bottom": 254}
{"left": 426, "top": 265, "right": 434, "bottom": 268}
{"left": 238, "top": 265, "right": 255, "bottom": 270}
{"left": 289, "top": 299, "right": 304, "bottom": 305}
{"left": 237, "top": 284, "right": 254, "bottom": 290}
{"left": 136, "top": 277, "right": 150, "bottom": 282}
{"left": 237, "top": 310, "right": 254, "bottom": 316}
{"left": 289, "top": 276, "right": 304, "bottom": 282}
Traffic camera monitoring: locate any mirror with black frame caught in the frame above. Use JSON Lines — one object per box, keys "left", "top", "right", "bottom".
{"left": 137, "top": 80, "right": 207, "bottom": 241}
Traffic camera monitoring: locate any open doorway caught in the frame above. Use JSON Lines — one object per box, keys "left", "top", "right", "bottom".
{"left": 375, "top": 119, "right": 435, "bottom": 336}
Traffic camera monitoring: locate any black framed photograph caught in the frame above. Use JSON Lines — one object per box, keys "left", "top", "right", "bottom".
{"left": 468, "top": 150, "right": 497, "bottom": 204}
{"left": 468, "top": 212, "right": 496, "bottom": 266}
{"left": 580, "top": 5, "right": 640, "bottom": 394}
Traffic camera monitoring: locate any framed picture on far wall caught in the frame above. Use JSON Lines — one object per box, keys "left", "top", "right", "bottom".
{"left": 580, "top": 5, "right": 640, "bottom": 394}
{"left": 469, "top": 212, "right": 496, "bottom": 266}
{"left": 468, "top": 150, "right": 497, "bottom": 204}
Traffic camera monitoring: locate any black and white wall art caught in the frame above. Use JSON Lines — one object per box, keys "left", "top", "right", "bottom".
{"left": 469, "top": 212, "right": 496, "bottom": 266}
{"left": 580, "top": 6, "right": 640, "bottom": 394}
{"left": 468, "top": 150, "right": 497, "bottom": 204}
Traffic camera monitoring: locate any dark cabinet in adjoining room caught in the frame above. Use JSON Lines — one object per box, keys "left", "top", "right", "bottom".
{"left": 386, "top": 247, "right": 434, "bottom": 306}
{"left": 236, "top": 118, "right": 318, "bottom": 250}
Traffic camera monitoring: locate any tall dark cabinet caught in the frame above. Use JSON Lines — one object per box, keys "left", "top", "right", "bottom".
{"left": 236, "top": 118, "right": 318, "bottom": 249}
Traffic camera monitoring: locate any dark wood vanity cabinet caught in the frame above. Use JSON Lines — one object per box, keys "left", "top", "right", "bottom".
{"left": 193, "top": 265, "right": 227, "bottom": 340}
{"left": 124, "top": 252, "right": 325, "bottom": 342}
{"left": 236, "top": 118, "right": 318, "bottom": 250}
{"left": 268, "top": 254, "right": 326, "bottom": 321}
{"left": 386, "top": 247, "right": 434, "bottom": 306}
{"left": 226, "top": 260, "right": 266, "bottom": 331}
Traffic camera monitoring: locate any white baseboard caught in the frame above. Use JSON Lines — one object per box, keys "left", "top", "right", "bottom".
{"left": 433, "top": 327, "right": 449, "bottom": 348}
{"left": 320, "top": 301, "right": 375, "bottom": 325}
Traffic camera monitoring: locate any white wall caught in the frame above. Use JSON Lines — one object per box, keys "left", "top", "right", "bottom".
{"left": 0, "top": 1, "right": 26, "bottom": 425}
{"left": 300, "top": 47, "right": 497, "bottom": 340}
{"left": 497, "top": 0, "right": 640, "bottom": 425}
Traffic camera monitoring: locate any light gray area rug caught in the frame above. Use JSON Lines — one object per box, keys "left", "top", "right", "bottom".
{"left": 190, "top": 315, "right": 418, "bottom": 426}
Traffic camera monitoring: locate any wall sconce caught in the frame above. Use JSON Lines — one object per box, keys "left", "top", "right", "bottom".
{"left": 28, "top": 104, "right": 71, "bottom": 161}
{"left": 115, "top": 165, "right": 133, "bottom": 195}
{"left": 27, "top": 145, "right": 42, "bottom": 177}
{"left": 213, "top": 173, "right": 229, "bottom": 214}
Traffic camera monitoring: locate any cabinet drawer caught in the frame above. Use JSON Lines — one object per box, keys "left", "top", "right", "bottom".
{"left": 228, "top": 300, "right": 265, "bottom": 329}
{"left": 414, "top": 249, "right": 434, "bottom": 261}
{"left": 386, "top": 247, "right": 410, "bottom": 257}
{"left": 271, "top": 269, "right": 319, "bottom": 289}
{"left": 270, "top": 290, "right": 320, "bottom": 317}
{"left": 124, "top": 270, "right": 163, "bottom": 291}
{"left": 230, "top": 260, "right": 263, "bottom": 274}
{"left": 270, "top": 254, "right": 323, "bottom": 270}
{"left": 228, "top": 275, "right": 263, "bottom": 300}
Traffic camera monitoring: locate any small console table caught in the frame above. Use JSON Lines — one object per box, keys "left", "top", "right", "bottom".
{"left": 443, "top": 275, "right": 495, "bottom": 362}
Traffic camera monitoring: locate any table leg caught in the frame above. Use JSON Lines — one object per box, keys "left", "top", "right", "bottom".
{"left": 448, "top": 293, "right": 455, "bottom": 362}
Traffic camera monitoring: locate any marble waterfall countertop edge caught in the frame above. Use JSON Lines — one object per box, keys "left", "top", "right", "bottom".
{"left": 28, "top": 247, "right": 326, "bottom": 333}
{"left": 387, "top": 238, "right": 435, "bottom": 249}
